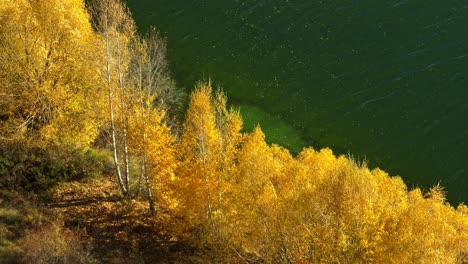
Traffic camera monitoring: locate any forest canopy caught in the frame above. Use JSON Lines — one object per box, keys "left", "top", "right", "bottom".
{"left": 0, "top": 0, "right": 467, "bottom": 263}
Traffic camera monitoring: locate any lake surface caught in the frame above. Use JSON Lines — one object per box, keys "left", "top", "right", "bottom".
{"left": 126, "top": 0, "right": 468, "bottom": 205}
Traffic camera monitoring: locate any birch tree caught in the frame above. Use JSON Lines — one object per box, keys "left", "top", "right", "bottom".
{"left": 88, "top": 0, "right": 135, "bottom": 195}
{"left": 128, "top": 31, "right": 177, "bottom": 214}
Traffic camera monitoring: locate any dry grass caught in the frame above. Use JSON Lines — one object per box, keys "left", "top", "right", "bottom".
{"left": 0, "top": 188, "right": 95, "bottom": 264}
{"left": 19, "top": 223, "right": 94, "bottom": 264}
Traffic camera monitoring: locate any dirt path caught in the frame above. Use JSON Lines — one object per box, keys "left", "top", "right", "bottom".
{"left": 47, "top": 176, "right": 199, "bottom": 263}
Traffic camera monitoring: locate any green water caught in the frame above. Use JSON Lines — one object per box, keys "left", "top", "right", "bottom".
{"left": 126, "top": 0, "right": 468, "bottom": 205}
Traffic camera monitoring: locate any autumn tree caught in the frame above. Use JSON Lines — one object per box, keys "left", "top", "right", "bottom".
{"left": 228, "top": 126, "right": 295, "bottom": 261}
{"left": 175, "top": 82, "right": 243, "bottom": 243}
{"left": 212, "top": 89, "right": 243, "bottom": 216}
{"left": 177, "top": 82, "right": 220, "bottom": 229}
{"left": 126, "top": 28, "right": 178, "bottom": 214}
{"left": 137, "top": 27, "right": 183, "bottom": 129}
{"left": 0, "top": 0, "right": 103, "bottom": 147}
{"left": 88, "top": 0, "right": 137, "bottom": 195}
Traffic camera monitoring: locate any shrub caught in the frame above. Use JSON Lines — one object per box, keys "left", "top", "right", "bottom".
{"left": 0, "top": 140, "right": 112, "bottom": 193}
{"left": 19, "top": 223, "right": 94, "bottom": 264}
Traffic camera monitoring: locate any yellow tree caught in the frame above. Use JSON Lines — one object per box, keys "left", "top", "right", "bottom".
{"left": 387, "top": 186, "right": 467, "bottom": 263}
{"left": 127, "top": 28, "right": 178, "bottom": 214}
{"left": 177, "top": 82, "right": 221, "bottom": 229}
{"left": 127, "top": 104, "right": 176, "bottom": 214}
{"left": 293, "top": 151, "right": 399, "bottom": 262}
{"left": 230, "top": 126, "right": 289, "bottom": 261}
{"left": 212, "top": 90, "right": 243, "bottom": 213}
{"left": 88, "top": 0, "right": 136, "bottom": 195}
{"left": 176, "top": 82, "right": 243, "bottom": 242}
{"left": 0, "top": 0, "right": 103, "bottom": 147}
{"left": 143, "top": 112, "right": 178, "bottom": 214}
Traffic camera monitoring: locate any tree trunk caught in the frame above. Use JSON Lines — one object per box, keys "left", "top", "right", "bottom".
{"left": 116, "top": 36, "right": 131, "bottom": 194}
{"left": 105, "top": 14, "right": 127, "bottom": 196}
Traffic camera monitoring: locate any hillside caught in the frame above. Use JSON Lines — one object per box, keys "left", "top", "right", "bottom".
{"left": 1, "top": 174, "right": 235, "bottom": 263}
{"left": 0, "top": 0, "right": 467, "bottom": 263}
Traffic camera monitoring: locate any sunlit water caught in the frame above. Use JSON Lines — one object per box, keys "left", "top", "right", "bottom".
{"left": 127, "top": 0, "right": 468, "bottom": 205}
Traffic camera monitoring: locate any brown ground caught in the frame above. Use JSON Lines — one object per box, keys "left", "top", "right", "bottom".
{"left": 47, "top": 176, "right": 204, "bottom": 264}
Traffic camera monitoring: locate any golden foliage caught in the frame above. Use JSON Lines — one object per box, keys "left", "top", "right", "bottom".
{"left": 0, "top": 0, "right": 102, "bottom": 147}
{"left": 176, "top": 82, "right": 222, "bottom": 227}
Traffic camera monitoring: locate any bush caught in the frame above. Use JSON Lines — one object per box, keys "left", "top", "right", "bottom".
{"left": 0, "top": 190, "right": 47, "bottom": 264}
{"left": 0, "top": 140, "right": 112, "bottom": 193}
{"left": 19, "top": 223, "right": 94, "bottom": 264}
